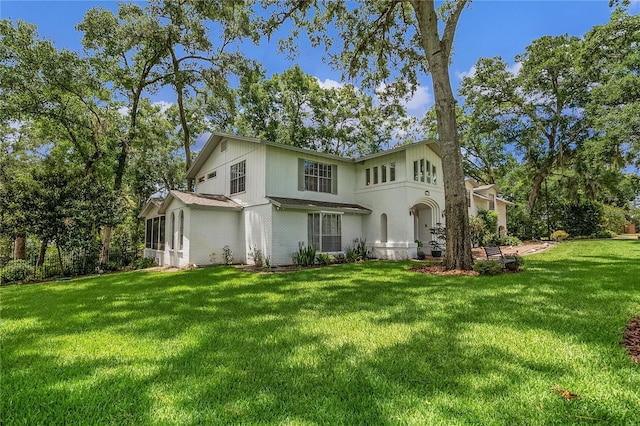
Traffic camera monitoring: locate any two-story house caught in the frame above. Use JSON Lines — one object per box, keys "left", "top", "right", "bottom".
{"left": 140, "top": 132, "right": 506, "bottom": 267}
{"left": 465, "top": 178, "right": 514, "bottom": 234}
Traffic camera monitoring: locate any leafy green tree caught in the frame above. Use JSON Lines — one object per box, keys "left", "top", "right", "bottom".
{"left": 1, "top": 19, "right": 121, "bottom": 261}
{"left": 259, "top": 0, "right": 473, "bottom": 270}
{"left": 0, "top": 123, "right": 38, "bottom": 259}
{"left": 581, "top": 8, "right": 640, "bottom": 168}
{"left": 422, "top": 106, "right": 516, "bottom": 185}
{"left": 460, "top": 35, "right": 587, "bottom": 217}
{"left": 78, "top": 0, "right": 255, "bottom": 261}
{"left": 236, "top": 64, "right": 394, "bottom": 156}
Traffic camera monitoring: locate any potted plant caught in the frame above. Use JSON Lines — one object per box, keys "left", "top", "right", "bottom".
{"left": 415, "top": 240, "right": 426, "bottom": 260}
{"left": 429, "top": 240, "right": 443, "bottom": 258}
{"left": 429, "top": 223, "right": 446, "bottom": 258}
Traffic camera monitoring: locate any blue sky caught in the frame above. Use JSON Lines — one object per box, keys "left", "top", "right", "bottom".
{"left": 1, "top": 0, "right": 637, "bottom": 120}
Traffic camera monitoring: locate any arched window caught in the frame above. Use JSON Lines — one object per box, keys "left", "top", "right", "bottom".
{"left": 380, "top": 213, "right": 388, "bottom": 243}
{"left": 170, "top": 212, "right": 175, "bottom": 250}
{"left": 179, "top": 210, "right": 184, "bottom": 251}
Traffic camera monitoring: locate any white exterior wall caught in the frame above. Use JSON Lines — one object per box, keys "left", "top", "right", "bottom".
{"left": 190, "top": 208, "right": 244, "bottom": 266}
{"left": 465, "top": 181, "right": 479, "bottom": 216}
{"left": 265, "top": 145, "right": 357, "bottom": 203}
{"left": 193, "top": 138, "right": 267, "bottom": 204}
{"left": 243, "top": 203, "right": 272, "bottom": 265}
{"left": 270, "top": 209, "right": 364, "bottom": 265}
{"left": 342, "top": 213, "right": 365, "bottom": 251}
{"left": 497, "top": 202, "right": 509, "bottom": 231}
{"left": 271, "top": 209, "right": 307, "bottom": 266}
{"left": 354, "top": 144, "right": 445, "bottom": 259}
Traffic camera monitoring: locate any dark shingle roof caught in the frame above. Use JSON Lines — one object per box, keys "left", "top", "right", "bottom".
{"left": 266, "top": 196, "right": 371, "bottom": 214}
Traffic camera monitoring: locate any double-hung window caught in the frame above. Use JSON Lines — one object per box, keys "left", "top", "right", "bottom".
{"left": 308, "top": 213, "right": 341, "bottom": 252}
{"left": 230, "top": 160, "right": 246, "bottom": 194}
{"left": 299, "top": 159, "right": 337, "bottom": 194}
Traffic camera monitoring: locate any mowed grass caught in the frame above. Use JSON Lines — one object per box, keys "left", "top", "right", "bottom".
{"left": 1, "top": 240, "right": 639, "bottom": 425}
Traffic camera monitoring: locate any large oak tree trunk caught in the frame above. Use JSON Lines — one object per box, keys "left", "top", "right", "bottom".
{"left": 414, "top": 0, "right": 473, "bottom": 270}
{"left": 430, "top": 59, "right": 474, "bottom": 270}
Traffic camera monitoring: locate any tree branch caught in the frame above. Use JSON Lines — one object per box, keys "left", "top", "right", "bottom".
{"left": 442, "top": 0, "right": 468, "bottom": 56}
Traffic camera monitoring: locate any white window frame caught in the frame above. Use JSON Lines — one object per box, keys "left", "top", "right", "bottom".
{"left": 308, "top": 212, "right": 342, "bottom": 252}
{"left": 230, "top": 160, "right": 246, "bottom": 195}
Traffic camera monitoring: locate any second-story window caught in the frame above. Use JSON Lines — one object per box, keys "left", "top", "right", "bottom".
{"left": 390, "top": 163, "right": 396, "bottom": 181}
{"left": 230, "top": 160, "right": 246, "bottom": 194}
{"left": 414, "top": 159, "right": 435, "bottom": 184}
{"left": 299, "top": 159, "right": 337, "bottom": 194}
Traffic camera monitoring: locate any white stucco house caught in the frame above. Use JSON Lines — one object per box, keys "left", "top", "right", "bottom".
{"left": 140, "top": 132, "right": 511, "bottom": 267}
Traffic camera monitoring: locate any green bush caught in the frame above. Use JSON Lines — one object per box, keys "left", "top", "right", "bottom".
{"left": 293, "top": 244, "right": 316, "bottom": 267}
{"left": 501, "top": 235, "right": 522, "bottom": 246}
{"left": 469, "top": 216, "right": 486, "bottom": 248}
{"left": 222, "top": 245, "right": 234, "bottom": 265}
{"left": 478, "top": 210, "right": 499, "bottom": 234}
{"left": 503, "top": 254, "right": 525, "bottom": 271}
{"left": 344, "top": 246, "right": 360, "bottom": 262}
{"left": 134, "top": 257, "right": 156, "bottom": 270}
{"left": 550, "top": 230, "right": 569, "bottom": 241}
{"left": 602, "top": 204, "right": 627, "bottom": 234}
{"left": 473, "top": 260, "right": 503, "bottom": 276}
{"left": 595, "top": 229, "right": 617, "bottom": 239}
{"left": 563, "top": 201, "right": 603, "bottom": 237}
{"left": 316, "top": 253, "right": 334, "bottom": 266}
{"left": 248, "top": 245, "right": 264, "bottom": 267}
{"left": 344, "top": 239, "right": 370, "bottom": 262}
{"left": 483, "top": 233, "right": 521, "bottom": 247}
{"left": 1, "top": 260, "right": 34, "bottom": 284}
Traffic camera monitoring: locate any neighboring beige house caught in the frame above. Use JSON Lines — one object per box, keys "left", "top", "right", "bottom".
{"left": 465, "top": 178, "right": 514, "bottom": 234}
{"left": 140, "top": 132, "right": 510, "bottom": 267}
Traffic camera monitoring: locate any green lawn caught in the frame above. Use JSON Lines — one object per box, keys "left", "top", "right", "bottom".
{"left": 2, "top": 240, "right": 639, "bottom": 425}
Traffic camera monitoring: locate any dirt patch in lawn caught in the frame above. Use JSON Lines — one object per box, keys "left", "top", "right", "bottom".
{"left": 623, "top": 317, "right": 640, "bottom": 364}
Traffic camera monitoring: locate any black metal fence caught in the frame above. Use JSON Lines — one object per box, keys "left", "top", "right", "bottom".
{"left": 0, "top": 248, "right": 140, "bottom": 285}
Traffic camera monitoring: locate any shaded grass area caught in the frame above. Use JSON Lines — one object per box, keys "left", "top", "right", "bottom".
{"left": 1, "top": 240, "right": 639, "bottom": 424}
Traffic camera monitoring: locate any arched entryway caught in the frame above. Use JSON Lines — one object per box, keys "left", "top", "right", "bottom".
{"left": 411, "top": 197, "right": 441, "bottom": 246}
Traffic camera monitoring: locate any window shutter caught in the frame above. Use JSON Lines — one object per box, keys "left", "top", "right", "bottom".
{"left": 331, "top": 164, "right": 338, "bottom": 194}
{"left": 298, "top": 158, "right": 305, "bottom": 191}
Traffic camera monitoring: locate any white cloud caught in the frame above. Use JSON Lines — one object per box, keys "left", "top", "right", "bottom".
{"left": 456, "top": 62, "right": 521, "bottom": 80}
{"left": 456, "top": 65, "right": 476, "bottom": 80}
{"left": 118, "top": 101, "right": 173, "bottom": 117}
{"left": 375, "top": 82, "right": 433, "bottom": 119}
{"left": 153, "top": 101, "right": 173, "bottom": 113}
{"left": 315, "top": 78, "right": 344, "bottom": 90}
{"left": 508, "top": 62, "right": 523, "bottom": 76}
{"left": 402, "top": 85, "right": 433, "bottom": 117}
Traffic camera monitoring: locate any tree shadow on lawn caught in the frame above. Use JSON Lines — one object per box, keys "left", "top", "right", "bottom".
{"left": 2, "top": 250, "right": 640, "bottom": 424}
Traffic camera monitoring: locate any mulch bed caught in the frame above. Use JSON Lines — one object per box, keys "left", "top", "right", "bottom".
{"left": 409, "top": 263, "right": 479, "bottom": 276}
{"left": 622, "top": 317, "right": 640, "bottom": 364}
